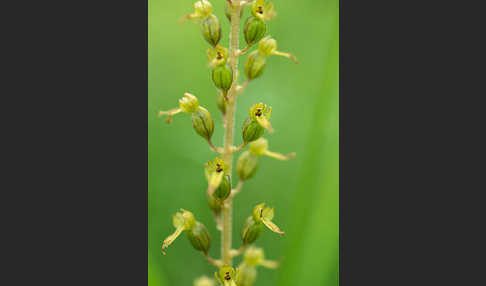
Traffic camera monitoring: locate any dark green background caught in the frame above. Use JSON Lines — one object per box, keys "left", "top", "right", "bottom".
{"left": 149, "top": 0, "right": 338, "bottom": 285}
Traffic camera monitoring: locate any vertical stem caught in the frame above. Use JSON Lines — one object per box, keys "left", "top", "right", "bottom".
{"left": 221, "top": 0, "right": 241, "bottom": 266}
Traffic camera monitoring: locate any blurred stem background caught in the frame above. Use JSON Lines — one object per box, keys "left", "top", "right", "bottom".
{"left": 149, "top": 0, "right": 338, "bottom": 285}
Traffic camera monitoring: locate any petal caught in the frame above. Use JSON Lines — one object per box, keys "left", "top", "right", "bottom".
{"left": 262, "top": 218, "right": 284, "bottom": 236}
{"left": 261, "top": 207, "right": 274, "bottom": 221}
{"left": 161, "top": 226, "right": 185, "bottom": 254}
{"left": 255, "top": 116, "right": 274, "bottom": 132}
{"left": 172, "top": 212, "right": 185, "bottom": 228}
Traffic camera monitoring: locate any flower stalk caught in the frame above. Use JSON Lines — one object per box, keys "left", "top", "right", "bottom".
{"left": 221, "top": 0, "right": 242, "bottom": 267}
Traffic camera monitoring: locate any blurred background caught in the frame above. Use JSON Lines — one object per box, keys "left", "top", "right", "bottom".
{"left": 149, "top": 0, "right": 338, "bottom": 285}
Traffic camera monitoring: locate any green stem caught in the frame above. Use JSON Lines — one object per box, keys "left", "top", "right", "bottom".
{"left": 221, "top": 0, "right": 242, "bottom": 267}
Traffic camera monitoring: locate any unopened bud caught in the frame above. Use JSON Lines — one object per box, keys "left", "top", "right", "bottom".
{"left": 201, "top": 14, "right": 221, "bottom": 47}
{"left": 244, "top": 16, "right": 266, "bottom": 47}
{"left": 194, "top": 276, "right": 215, "bottom": 286}
{"left": 179, "top": 93, "right": 199, "bottom": 113}
{"left": 192, "top": 106, "right": 214, "bottom": 141}
{"left": 235, "top": 265, "right": 256, "bottom": 286}
{"left": 187, "top": 221, "right": 211, "bottom": 254}
{"left": 244, "top": 51, "right": 267, "bottom": 80}
{"left": 242, "top": 118, "right": 265, "bottom": 143}
{"left": 213, "top": 174, "right": 231, "bottom": 200}
{"left": 237, "top": 151, "right": 259, "bottom": 180}
{"left": 241, "top": 216, "right": 263, "bottom": 245}
{"left": 212, "top": 64, "right": 233, "bottom": 95}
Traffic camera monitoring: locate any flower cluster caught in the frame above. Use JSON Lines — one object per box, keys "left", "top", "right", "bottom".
{"left": 159, "top": 1, "right": 298, "bottom": 285}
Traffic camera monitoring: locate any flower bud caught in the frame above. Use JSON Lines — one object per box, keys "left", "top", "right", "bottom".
{"left": 187, "top": 221, "right": 211, "bottom": 254}
{"left": 212, "top": 64, "right": 233, "bottom": 94}
{"left": 179, "top": 93, "right": 199, "bottom": 113}
{"left": 241, "top": 216, "right": 263, "bottom": 245}
{"left": 237, "top": 151, "right": 259, "bottom": 180}
{"left": 235, "top": 265, "right": 256, "bottom": 286}
{"left": 244, "top": 51, "right": 267, "bottom": 80}
{"left": 216, "top": 92, "right": 226, "bottom": 114}
{"left": 194, "top": 0, "right": 213, "bottom": 18}
{"left": 194, "top": 276, "right": 215, "bottom": 286}
{"left": 244, "top": 16, "right": 266, "bottom": 47}
{"left": 242, "top": 118, "right": 265, "bottom": 143}
{"left": 225, "top": 1, "right": 244, "bottom": 22}
{"left": 192, "top": 106, "right": 214, "bottom": 141}
{"left": 213, "top": 174, "right": 231, "bottom": 200}
{"left": 201, "top": 14, "right": 221, "bottom": 47}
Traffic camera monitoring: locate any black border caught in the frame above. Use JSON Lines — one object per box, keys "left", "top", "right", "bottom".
{"left": 5, "top": 0, "right": 479, "bottom": 284}
{"left": 5, "top": 0, "right": 148, "bottom": 283}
